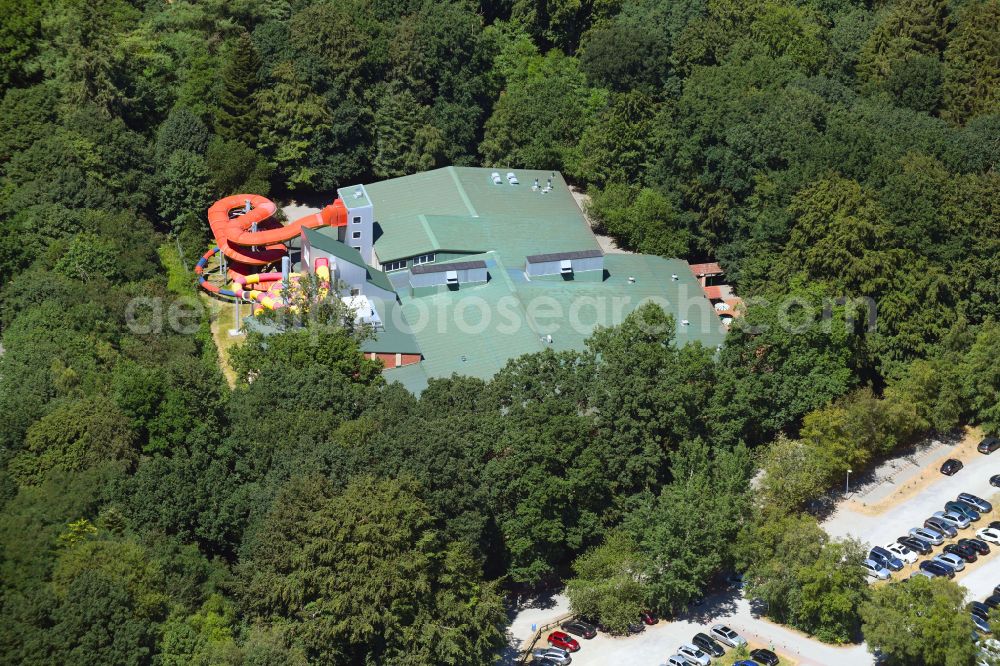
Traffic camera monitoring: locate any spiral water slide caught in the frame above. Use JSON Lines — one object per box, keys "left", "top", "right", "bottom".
{"left": 195, "top": 194, "right": 347, "bottom": 297}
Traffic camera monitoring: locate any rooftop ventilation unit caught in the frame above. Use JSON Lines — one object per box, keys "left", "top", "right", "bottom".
{"left": 354, "top": 187, "right": 363, "bottom": 199}
{"left": 560, "top": 259, "right": 573, "bottom": 275}
{"left": 628, "top": 276, "right": 636, "bottom": 284}
{"left": 506, "top": 172, "right": 519, "bottom": 185}
{"left": 671, "top": 273, "right": 679, "bottom": 281}
{"left": 491, "top": 172, "right": 502, "bottom": 185}
{"left": 681, "top": 319, "right": 690, "bottom": 326}
{"left": 445, "top": 270, "right": 459, "bottom": 285}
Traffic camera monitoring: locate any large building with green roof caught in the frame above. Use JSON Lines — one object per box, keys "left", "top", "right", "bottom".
{"left": 310, "top": 166, "right": 727, "bottom": 393}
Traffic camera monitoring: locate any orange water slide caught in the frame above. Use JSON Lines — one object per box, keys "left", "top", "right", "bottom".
{"left": 207, "top": 194, "right": 348, "bottom": 266}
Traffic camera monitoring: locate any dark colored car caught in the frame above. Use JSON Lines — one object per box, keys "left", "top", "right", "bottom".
{"left": 978, "top": 437, "right": 1000, "bottom": 454}
{"left": 692, "top": 632, "right": 725, "bottom": 658}
{"left": 991, "top": 474, "right": 1000, "bottom": 488}
{"left": 986, "top": 594, "right": 1000, "bottom": 610}
{"left": 958, "top": 537, "right": 990, "bottom": 555}
{"left": 958, "top": 493, "right": 992, "bottom": 513}
{"left": 561, "top": 621, "right": 597, "bottom": 639}
{"left": 919, "top": 560, "right": 954, "bottom": 578}
{"left": 547, "top": 631, "right": 580, "bottom": 652}
{"left": 970, "top": 601, "right": 991, "bottom": 620}
{"left": 941, "top": 459, "right": 963, "bottom": 475}
{"left": 973, "top": 613, "right": 991, "bottom": 633}
{"left": 750, "top": 648, "right": 780, "bottom": 665}
{"left": 870, "top": 546, "right": 904, "bottom": 571}
{"left": 640, "top": 611, "right": 658, "bottom": 625}
{"left": 991, "top": 520, "right": 1000, "bottom": 531}
{"left": 945, "top": 500, "right": 980, "bottom": 522}
{"left": 944, "top": 543, "right": 978, "bottom": 563}
{"left": 898, "top": 535, "right": 932, "bottom": 555}
{"left": 925, "top": 517, "right": 958, "bottom": 539}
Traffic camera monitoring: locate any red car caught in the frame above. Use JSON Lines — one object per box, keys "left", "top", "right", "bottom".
{"left": 640, "top": 611, "right": 658, "bottom": 625}
{"left": 547, "top": 631, "right": 580, "bottom": 652}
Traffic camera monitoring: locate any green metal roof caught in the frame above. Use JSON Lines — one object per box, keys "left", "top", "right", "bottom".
{"left": 337, "top": 184, "right": 371, "bottom": 208}
{"left": 360, "top": 298, "right": 422, "bottom": 355}
{"left": 382, "top": 362, "right": 430, "bottom": 394}
{"left": 389, "top": 251, "right": 726, "bottom": 381}
{"left": 365, "top": 167, "right": 599, "bottom": 265}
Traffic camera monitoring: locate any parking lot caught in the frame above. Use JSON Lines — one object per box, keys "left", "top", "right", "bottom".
{"left": 823, "top": 431, "right": 1000, "bottom": 600}
{"left": 510, "top": 588, "right": 874, "bottom": 666}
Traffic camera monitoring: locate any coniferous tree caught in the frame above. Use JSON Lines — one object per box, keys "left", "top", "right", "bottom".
{"left": 215, "top": 32, "right": 261, "bottom": 145}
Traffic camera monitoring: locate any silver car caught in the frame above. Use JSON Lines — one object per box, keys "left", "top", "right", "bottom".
{"left": 710, "top": 624, "right": 747, "bottom": 648}
{"left": 667, "top": 656, "right": 689, "bottom": 666}
{"left": 532, "top": 647, "right": 571, "bottom": 665}
{"left": 911, "top": 526, "right": 944, "bottom": 545}
{"left": 934, "top": 552, "right": 966, "bottom": 572}
{"left": 934, "top": 510, "right": 971, "bottom": 529}
{"left": 677, "top": 643, "right": 711, "bottom": 666}
{"left": 863, "top": 558, "right": 891, "bottom": 580}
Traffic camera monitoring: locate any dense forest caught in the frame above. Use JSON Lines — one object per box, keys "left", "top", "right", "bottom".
{"left": 0, "top": 0, "right": 998, "bottom": 664}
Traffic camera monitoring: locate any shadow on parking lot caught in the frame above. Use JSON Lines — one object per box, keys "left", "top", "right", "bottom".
{"left": 677, "top": 587, "right": 741, "bottom": 624}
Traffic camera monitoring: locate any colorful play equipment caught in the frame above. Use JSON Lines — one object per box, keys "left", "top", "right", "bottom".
{"left": 195, "top": 193, "right": 344, "bottom": 312}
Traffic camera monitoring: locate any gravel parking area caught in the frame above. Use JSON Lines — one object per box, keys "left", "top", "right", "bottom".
{"left": 823, "top": 432, "right": 1000, "bottom": 600}
{"left": 511, "top": 590, "right": 873, "bottom": 666}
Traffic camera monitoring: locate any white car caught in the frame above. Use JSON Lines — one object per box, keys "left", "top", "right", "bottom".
{"left": 934, "top": 553, "right": 965, "bottom": 572}
{"left": 667, "top": 656, "right": 689, "bottom": 666}
{"left": 863, "top": 558, "right": 891, "bottom": 580}
{"left": 886, "top": 542, "right": 918, "bottom": 564}
{"left": 934, "top": 510, "right": 971, "bottom": 529}
{"left": 677, "top": 643, "right": 711, "bottom": 666}
{"left": 977, "top": 527, "right": 1000, "bottom": 544}
{"left": 710, "top": 624, "right": 747, "bottom": 648}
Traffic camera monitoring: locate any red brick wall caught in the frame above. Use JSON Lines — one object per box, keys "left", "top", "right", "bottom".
{"left": 368, "top": 352, "right": 422, "bottom": 369}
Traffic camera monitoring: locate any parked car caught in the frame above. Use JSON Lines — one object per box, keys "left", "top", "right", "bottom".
{"left": 977, "top": 527, "right": 1000, "bottom": 544}
{"left": 974, "top": 613, "right": 992, "bottom": 634}
{"left": 666, "top": 656, "right": 689, "bottom": 666}
{"left": 925, "top": 517, "right": 958, "bottom": 538}
{"left": 970, "top": 601, "right": 991, "bottom": 620}
{"left": 944, "top": 542, "right": 978, "bottom": 562}
{"left": 560, "top": 621, "right": 596, "bottom": 639}
{"left": 677, "top": 643, "right": 711, "bottom": 666}
{"left": 978, "top": 437, "right": 1000, "bottom": 454}
{"left": 941, "top": 459, "right": 964, "bottom": 475}
{"left": 733, "top": 662, "right": 759, "bottom": 666}
{"left": 947, "top": 500, "right": 981, "bottom": 522}
{"left": 990, "top": 475, "right": 1000, "bottom": 488}
{"left": 640, "top": 611, "right": 658, "bottom": 625}
{"left": 919, "top": 560, "right": 955, "bottom": 578}
{"left": 986, "top": 594, "right": 1000, "bottom": 609}
{"left": 911, "top": 526, "right": 945, "bottom": 545}
{"left": 936, "top": 510, "right": 972, "bottom": 529}
{"left": 887, "top": 541, "right": 919, "bottom": 564}
{"left": 750, "top": 647, "right": 781, "bottom": 665}
{"left": 532, "top": 647, "right": 571, "bottom": 665}
{"left": 934, "top": 552, "right": 966, "bottom": 571}
{"left": 547, "top": 632, "right": 580, "bottom": 652}
{"left": 991, "top": 521, "right": 1000, "bottom": 531}
{"left": 898, "top": 535, "right": 933, "bottom": 554}
{"left": 958, "top": 493, "right": 993, "bottom": 513}
{"left": 691, "top": 633, "right": 725, "bottom": 657}
{"left": 870, "top": 546, "right": 905, "bottom": 571}
{"left": 710, "top": 624, "right": 747, "bottom": 648}
{"left": 863, "top": 558, "right": 891, "bottom": 580}
{"left": 961, "top": 537, "right": 989, "bottom": 555}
